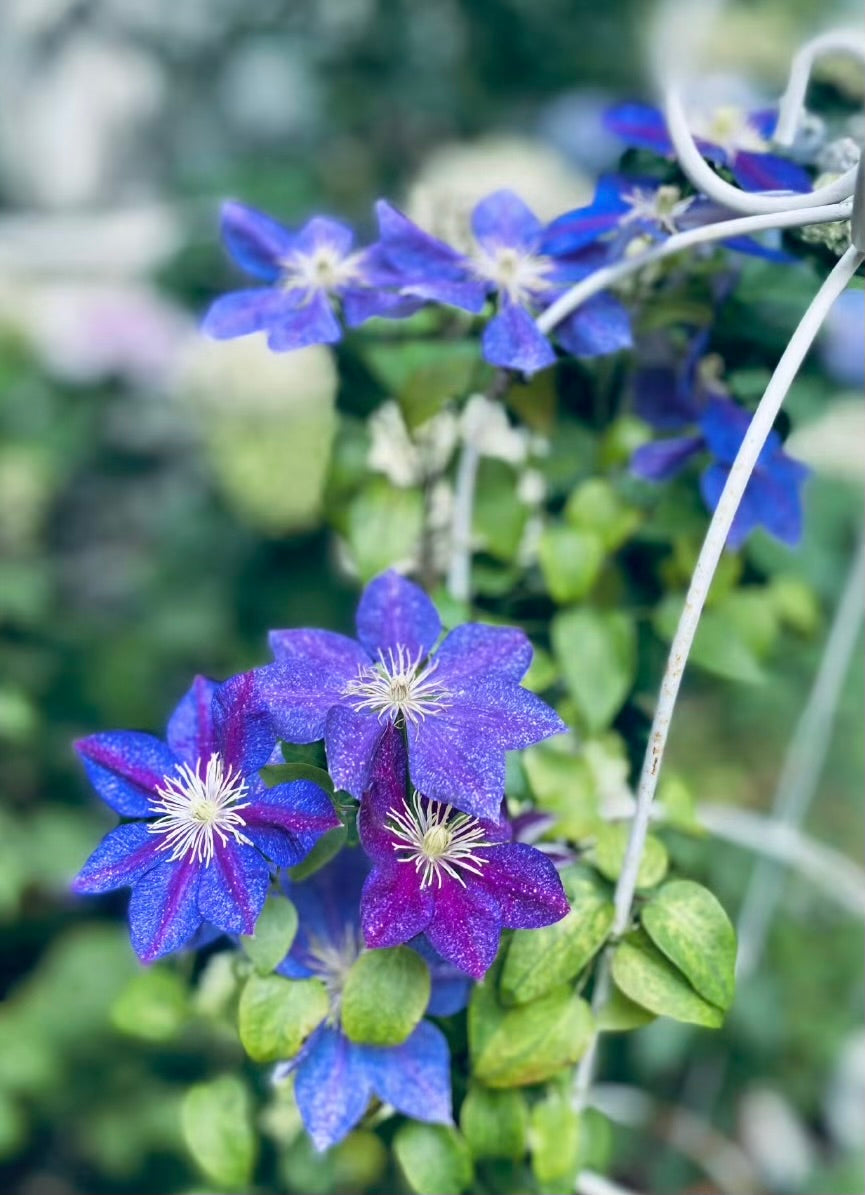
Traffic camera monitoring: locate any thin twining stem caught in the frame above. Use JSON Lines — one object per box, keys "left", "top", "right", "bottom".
{"left": 664, "top": 84, "right": 858, "bottom": 215}
{"left": 535, "top": 199, "right": 851, "bottom": 336}
{"left": 775, "top": 28, "right": 865, "bottom": 145}
{"left": 734, "top": 533, "right": 865, "bottom": 976}
{"left": 446, "top": 436, "right": 481, "bottom": 604}
{"left": 610, "top": 243, "right": 862, "bottom": 939}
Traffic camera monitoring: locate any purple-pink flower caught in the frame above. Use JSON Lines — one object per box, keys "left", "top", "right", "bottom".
{"left": 73, "top": 673, "right": 340, "bottom": 961}
{"left": 356, "top": 726, "right": 570, "bottom": 979}
{"left": 257, "top": 570, "right": 567, "bottom": 821}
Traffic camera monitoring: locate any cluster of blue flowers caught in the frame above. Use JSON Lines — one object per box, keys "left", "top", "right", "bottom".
{"left": 200, "top": 100, "right": 811, "bottom": 547}
{"left": 73, "top": 97, "right": 816, "bottom": 1154}
{"left": 74, "top": 572, "right": 569, "bottom": 1147}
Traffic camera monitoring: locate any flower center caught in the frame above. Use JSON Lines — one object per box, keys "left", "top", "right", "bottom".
{"left": 388, "top": 792, "right": 493, "bottom": 888}
{"left": 148, "top": 752, "right": 252, "bottom": 865}
{"left": 280, "top": 246, "right": 362, "bottom": 295}
{"left": 621, "top": 184, "right": 693, "bottom": 235}
{"left": 691, "top": 106, "right": 768, "bottom": 157}
{"left": 471, "top": 244, "right": 555, "bottom": 306}
{"left": 304, "top": 926, "right": 363, "bottom": 1023}
{"left": 343, "top": 645, "right": 450, "bottom": 725}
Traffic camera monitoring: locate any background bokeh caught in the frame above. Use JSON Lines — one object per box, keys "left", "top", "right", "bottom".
{"left": 0, "top": 1, "right": 862, "bottom": 1192}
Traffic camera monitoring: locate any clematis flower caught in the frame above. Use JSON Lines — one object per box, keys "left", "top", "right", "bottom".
{"left": 631, "top": 396, "right": 810, "bottom": 549}
{"left": 202, "top": 201, "right": 420, "bottom": 352}
{"left": 604, "top": 101, "right": 812, "bottom": 194}
{"left": 357, "top": 726, "right": 570, "bottom": 979}
{"left": 275, "top": 850, "right": 457, "bottom": 1151}
{"left": 368, "top": 189, "right": 632, "bottom": 374}
{"left": 540, "top": 173, "right": 791, "bottom": 261}
{"left": 257, "top": 569, "right": 567, "bottom": 821}
{"left": 72, "top": 674, "right": 340, "bottom": 962}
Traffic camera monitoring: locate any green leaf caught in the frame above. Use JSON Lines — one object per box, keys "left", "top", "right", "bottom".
{"left": 656, "top": 773, "right": 705, "bottom": 835}
{"left": 347, "top": 479, "right": 423, "bottom": 581}
{"left": 341, "top": 947, "right": 430, "bottom": 1046}
{"left": 641, "top": 880, "right": 737, "bottom": 1010}
{"left": 398, "top": 347, "right": 478, "bottom": 429}
{"left": 611, "top": 931, "right": 724, "bottom": 1028}
{"left": 768, "top": 574, "right": 820, "bottom": 635}
{"left": 523, "top": 738, "right": 601, "bottom": 840}
{"left": 181, "top": 1075, "right": 256, "bottom": 1190}
{"left": 241, "top": 896, "right": 298, "bottom": 975}
{"left": 538, "top": 526, "right": 606, "bottom": 603}
{"left": 261, "top": 761, "right": 335, "bottom": 795}
{"left": 588, "top": 822, "right": 668, "bottom": 889}
{"left": 521, "top": 646, "right": 558, "bottom": 693}
{"left": 469, "top": 980, "right": 593, "bottom": 1088}
{"left": 110, "top": 967, "right": 188, "bottom": 1042}
{"left": 473, "top": 460, "right": 529, "bottom": 562}
{"left": 653, "top": 594, "right": 766, "bottom": 683}
{"left": 238, "top": 974, "right": 327, "bottom": 1063}
{"left": 394, "top": 1123, "right": 474, "bottom": 1195}
{"left": 564, "top": 478, "right": 642, "bottom": 550}
{"left": 460, "top": 1085, "right": 528, "bottom": 1160}
{"left": 530, "top": 1089, "right": 581, "bottom": 1193}
{"left": 501, "top": 869, "right": 613, "bottom": 1005}
{"left": 552, "top": 608, "right": 636, "bottom": 732}
{"left": 204, "top": 403, "right": 336, "bottom": 535}
{"left": 596, "top": 984, "right": 656, "bottom": 1031}
{"left": 289, "top": 824, "right": 348, "bottom": 881}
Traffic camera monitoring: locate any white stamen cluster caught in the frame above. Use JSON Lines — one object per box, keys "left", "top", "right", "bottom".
{"left": 280, "top": 245, "right": 363, "bottom": 295}
{"left": 388, "top": 792, "right": 492, "bottom": 888}
{"left": 690, "top": 105, "right": 768, "bottom": 157}
{"left": 304, "top": 926, "right": 363, "bottom": 1022}
{"left": 621, "top": 184, "right": 694, "bottom": 235}
{"left": 471, "top": 243, "right": 555, "bottom": 305}
{"left": 343, "top": 645, "right": 450, "bottom": 725}
{"left": 148, "top": 752, "right": 252, "bottom": 864}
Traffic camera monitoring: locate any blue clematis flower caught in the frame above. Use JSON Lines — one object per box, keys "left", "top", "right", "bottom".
{"left": 604, "top": 101, "right": 813, "bottom": 194}
{"left": 541, "top": 173, "right": 791, "bottom": 262}
{"left": 631, "top": 395, "right": 810, "bottom": 549}
{"left": 367, "top": 189, "right": 632, "bottom": 374}
{"left": 357, "top": 726, "right": 570, "bottom": 979}
{"left": 202, "top": 201, "right": 421, "bottom": 352}
{"left": 73, "top": 674, "right": 341, "bottom": 961}
{"left": 256, "top": 569, "right": 567, "bottom": 821}
{"left": 275, "top": 850, "right": 458, "bottom": 1151}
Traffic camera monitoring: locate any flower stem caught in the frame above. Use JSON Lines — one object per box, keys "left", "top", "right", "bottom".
{"left": 734, "top": 531, "right": 865, "bottom": 976}
{"left": 446, "top": 437, "right": 481, "bottom": 604}
{"left": 535, "top": 199, "right": 852, "bottom": 336}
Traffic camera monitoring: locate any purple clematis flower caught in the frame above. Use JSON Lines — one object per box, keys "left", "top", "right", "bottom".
{"left": 275, "top": 851, "right": 456, "bottom": 1151}
{"left": 72, "top": 673, "right": 341, "bottom": 962}
{"left": 356, "top": 726, "right": 570, "bottom": 979}
{"left": 540, "top": 173, "right": 791, "bottom": 262}
{"left": 202, "top": 201, "right": 420, "bottom": 352}
{"left": 368, "top": 189, "right": 632, "bottom": 374}
{"left": 631, "top": 396, "right": 810, "bottom": 549}
{"left": 257, "top": 569, "right": 567, "bottom": 821}
{"left": 604, "top": 101, "right": 812, "bottom": 194}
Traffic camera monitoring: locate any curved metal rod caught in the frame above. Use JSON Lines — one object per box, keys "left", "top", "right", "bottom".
{"left": 664, "top": 85, "right": 857, "bottom": 215}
